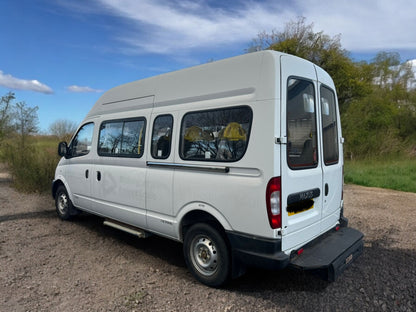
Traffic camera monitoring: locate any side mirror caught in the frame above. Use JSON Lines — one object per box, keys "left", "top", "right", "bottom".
{"left": 58, "top": 141, "right": 68, "bottom": 158}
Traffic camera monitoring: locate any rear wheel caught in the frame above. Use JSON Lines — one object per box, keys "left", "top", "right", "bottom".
{"left": 183, "top": 223, "right": 230, "bottom": 287}
{"left": 55, "top": 185, "right": 78, "bottom": 220}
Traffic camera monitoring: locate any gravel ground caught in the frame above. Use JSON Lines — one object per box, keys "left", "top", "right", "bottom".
{"left": 1, "top": 165, "right": 416, "bottom": 311}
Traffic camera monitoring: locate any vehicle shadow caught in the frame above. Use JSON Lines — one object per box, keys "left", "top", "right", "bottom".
{"left": 0, "top": 210, "right": 56, "bottom": 223}
{"left": 65, "top": 213, "right": 416, "bottom": 311}
{"left": 73, "top": 212, "right": 186, "bottom": 268}
{"left": 227, "top": 234, "right": 416, "bottom": 311}
{"left": 70, "top": 212, "right": 331, "bottom": 291}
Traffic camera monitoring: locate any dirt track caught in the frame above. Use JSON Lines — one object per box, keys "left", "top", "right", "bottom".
{"left": 1, "top": 167, "right": 416, "bottom": 311}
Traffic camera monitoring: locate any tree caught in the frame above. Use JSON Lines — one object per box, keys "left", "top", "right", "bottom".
{"left": 248, "top": 17, "right": 369, "bottom": 110}
{"left": 49, "top": 119, "right": 77, "bottom": 141}
{"left": 0, "top": 92, "right": 15, "bottom": 144}
{"left": 13, "top": 101, "right": 39, "bottom": 146}
{"left": 249, "top": 19, "right": 416, "bottom": 157}
{"left": 372, "top": 52, "right": 401, "bottom": 88}
{"left": 249, "top": 17, "right": 346, "bottom": 65}
{"left": 341, "top": 52, "right": 416, "bottom": 157}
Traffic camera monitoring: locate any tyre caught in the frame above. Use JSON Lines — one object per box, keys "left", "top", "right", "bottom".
{"left": 183, "top": 223, "right": 231, "bottom": 287}
{"left": 55, "top": 185, "right": 78, "bottom": 220}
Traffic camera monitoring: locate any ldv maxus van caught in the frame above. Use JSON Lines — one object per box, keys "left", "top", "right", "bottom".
{"left": 52, "top": 51, "right": 363, "bottom": 286}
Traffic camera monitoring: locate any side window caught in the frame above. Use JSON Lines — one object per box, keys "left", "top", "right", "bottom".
{"left": 180, "top": 106, "right": 252, "bottom": 162}
{"left": 321, "top": 86, "right": 339, "bottom": 165}
{"left": 151, "top": 115, "right": 173, "bottom": 159}
{"left": 69, "top": 123, "right": 94, "bottom": 157}
{"left": 287, "top": 78, "right": 318, "bottom": 169}
{"left": 98, "top": 118, "right": 146, "bottom": 157}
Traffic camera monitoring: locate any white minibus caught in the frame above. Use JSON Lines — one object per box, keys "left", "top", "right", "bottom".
{"left": 53, "top": 51, "right": 363, "bottom": 286}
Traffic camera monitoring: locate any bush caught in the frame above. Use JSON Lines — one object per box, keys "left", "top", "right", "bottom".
{"left": 342, "top": 90, "right": 405, "bottom": 158}
{"left": 3, "top": 136, "right": 60, "bottom": 193}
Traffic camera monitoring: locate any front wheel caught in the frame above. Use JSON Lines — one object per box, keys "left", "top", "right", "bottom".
{"left": 183, "top": 223, "right": 230, "bottom": 287}
{"left": 55, "top": 185, "right": 78, "bottom": 220}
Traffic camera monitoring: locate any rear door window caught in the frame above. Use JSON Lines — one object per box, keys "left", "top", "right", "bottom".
{"left": 320, "top": 86, "right": 339, "bottom": 165}
{"left": 287, "top": 78, "right": 318, "bottom": 169}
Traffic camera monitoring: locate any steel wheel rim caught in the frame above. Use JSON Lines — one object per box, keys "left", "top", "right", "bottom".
{"left": 190, "top": 235, "right": 218, "bottom": 276}
{"left": 57, "top": 192, "right": 68, "bottom": 215}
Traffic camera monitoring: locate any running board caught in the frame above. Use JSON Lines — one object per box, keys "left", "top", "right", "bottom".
{"left": 103, "top": 219, "right": 152, "bottom": 238}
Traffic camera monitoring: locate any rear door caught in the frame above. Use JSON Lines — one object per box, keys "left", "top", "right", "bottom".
{"left": 280, "top": 55, "right": 323, "bottom": 251}
{"left": 316, "top": 67, "right": 343, "bottom": 232}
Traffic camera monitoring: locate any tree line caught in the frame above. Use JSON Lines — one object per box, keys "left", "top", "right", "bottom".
{"left": 249, "top": 17, "right": 416, "bottom": 158}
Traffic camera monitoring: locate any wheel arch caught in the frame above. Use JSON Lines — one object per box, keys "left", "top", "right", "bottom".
{"left": 177, "top": 204, "right": 232, "bottom": 242}
{"left": 52, "top": 178, "right": 72, "bottom": 202}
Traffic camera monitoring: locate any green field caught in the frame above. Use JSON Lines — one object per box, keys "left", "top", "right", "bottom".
{"left": 344, "top": 157, "right": 416, "bottom": 193}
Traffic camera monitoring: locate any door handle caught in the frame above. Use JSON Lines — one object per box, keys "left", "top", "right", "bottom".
{"left": 85, "top": 169, "right": 89, "bottom": 179}
{"left": 325, "top": 183, "right": 329, "bottom": 196}
{"left": 97, "top": 171, "right": 101, "bottom": 181}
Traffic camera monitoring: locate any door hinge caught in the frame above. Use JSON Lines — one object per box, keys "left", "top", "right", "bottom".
{"left": 275, "top": 137, "right": 287, "bottom": 144}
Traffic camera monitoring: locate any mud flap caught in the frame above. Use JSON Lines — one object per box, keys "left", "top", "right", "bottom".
{"left": 289, "top": 227, "right": 364, "bottom": 281}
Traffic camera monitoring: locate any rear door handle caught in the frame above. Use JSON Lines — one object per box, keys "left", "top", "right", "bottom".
{"left": 325, "top": 183, "right": 329, "bottom": 196}
{"left": 85, "top": 169, "right": 89, "bottom": 179}
{"left": 97, "top": 171, "right": 101, "bottom": 181}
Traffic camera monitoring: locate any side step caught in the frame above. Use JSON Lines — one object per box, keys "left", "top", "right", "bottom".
{"left": 103, "top": 219, "right": 152, "bottom": 238}
{"left": 290, "top": 227, "right": 364, "bottom": 281}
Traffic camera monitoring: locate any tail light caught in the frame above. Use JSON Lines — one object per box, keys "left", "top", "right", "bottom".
{"left": 266, "top": 177, "right": 281, "bottom": 229}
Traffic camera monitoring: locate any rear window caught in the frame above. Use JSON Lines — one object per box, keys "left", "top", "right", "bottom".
{"left": 287, "top": 78, "right": 318, "bottom": 169}
{"left": 180, "top": 106, "right": 252, "bottom": 162}
{"left": 321, "top": 85, "right": 339, "bottom": 165}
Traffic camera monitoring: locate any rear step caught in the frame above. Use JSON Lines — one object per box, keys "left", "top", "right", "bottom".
{"left": 290, "top": 227, "right": 364, "bottom": 281}
{"left": 103, "top": 219, "right": 152, "bottom": 238}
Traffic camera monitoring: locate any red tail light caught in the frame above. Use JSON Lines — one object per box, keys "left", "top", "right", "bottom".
{"left": 266, "top": 177, "right": 281, "bottom": 229}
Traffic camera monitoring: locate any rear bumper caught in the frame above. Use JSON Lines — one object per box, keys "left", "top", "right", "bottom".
{"left": 226, "top": 231, "right": 290, "bottom": 271}
{"left": 226, "top": 226, "right": 364, "bottom": 281}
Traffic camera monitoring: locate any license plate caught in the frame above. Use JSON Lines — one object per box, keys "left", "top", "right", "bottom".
{"left": 287, "top": 204, "right": 314, "bottom": 216}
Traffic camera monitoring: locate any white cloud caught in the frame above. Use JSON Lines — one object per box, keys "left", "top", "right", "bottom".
{"left": 91, "top": 0, "right": 290, "bottom": 54}
{"left": 67, "top": 0, "right": 416, "bottom": 55}
{"left": 299, "top": 0, "right": 416, "bottom": 52}
{"left": 66, "top": 85, "right": 104, "bottom": 93}
{"left": 0, "top": 70, "right": 53, "bottom": 94}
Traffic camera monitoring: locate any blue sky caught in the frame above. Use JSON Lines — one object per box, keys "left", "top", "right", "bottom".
{"left": 1, "top": 0, "right": 416, "bottom": 132}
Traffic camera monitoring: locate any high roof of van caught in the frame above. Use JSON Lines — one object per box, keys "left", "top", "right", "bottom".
{"left": 85, "top": 51, "right": 332, "bottom": 119}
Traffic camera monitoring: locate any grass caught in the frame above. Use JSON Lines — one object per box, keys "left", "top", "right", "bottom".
{"left": 1, "top": 135, "right": 61, "bottom": 193}
{"left": 344, "top": 156, "right": 416, "bottom": 193}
